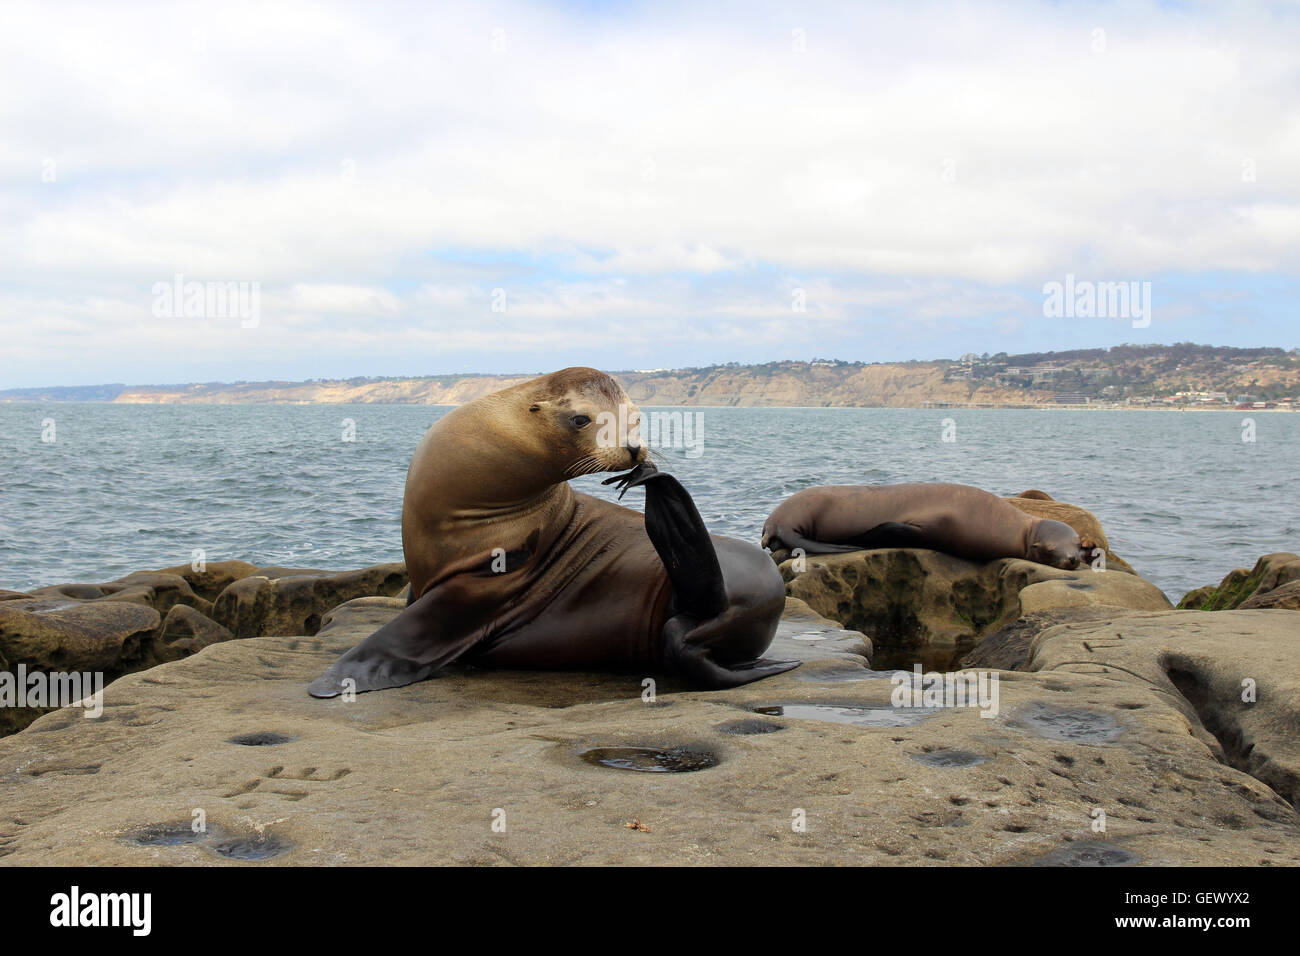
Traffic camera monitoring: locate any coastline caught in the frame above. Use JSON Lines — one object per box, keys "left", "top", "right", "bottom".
{"left": 3, "top": 398, "right": 1294, "bottom": 411}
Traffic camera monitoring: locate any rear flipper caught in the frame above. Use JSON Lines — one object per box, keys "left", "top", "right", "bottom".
{"left": 307, "top": 550, "right": 527, "bottom": 698}
{"left": 606, "top": 463, "right": 799, "bottom": 688}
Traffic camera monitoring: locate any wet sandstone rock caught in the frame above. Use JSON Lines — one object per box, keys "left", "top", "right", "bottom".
{"left": 0, "top": 597, "right": 1294, "bottom": 866}
{"left": 778, "top": 549, "right": 1170, "bottom": 670}
{"left": 0, "top": 601, "right": 163, "bottom": 736}
{"left": 1178, "top": 553, "right": 1300, "bottom": 611}
{"left": 153, "top": 560, "right": 261, "bottom": 602}
{"left": 1027, "top": 609, "right": 1300, "bottom": 810}
{"left": 210, "top": 563, "right": 408, "bottom": 638}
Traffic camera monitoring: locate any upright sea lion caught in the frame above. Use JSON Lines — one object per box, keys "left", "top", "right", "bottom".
{"left": 309, "top": 367, "right": 797, "bottom": 697}
{"left": 761, "top": 483, "right": 1094, "bottom": 570}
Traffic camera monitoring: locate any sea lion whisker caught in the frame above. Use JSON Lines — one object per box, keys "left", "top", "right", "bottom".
{"left": 563, "top": 455, "right": 590, "bottom": 478}
{"left": 566, "top": 454, "right": 599, "bottom": 478}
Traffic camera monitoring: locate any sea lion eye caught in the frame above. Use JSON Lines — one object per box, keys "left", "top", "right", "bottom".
{"left": 572, "top": 415, "right": 591, "bottom": 428}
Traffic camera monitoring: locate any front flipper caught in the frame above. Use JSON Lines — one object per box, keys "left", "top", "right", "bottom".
{"left": 846, "top": 520, "right": 929, "bottom": 550}
{"left": 308, "top": 553, "right": 524, "bottom": 698}
{"left": 611, "top": 463, "right": 799, "bottom": 688}
{"left": 768, "top": 529, "right": 863, "bottom": 555}
{"left": 608, "top": 461, "right": 726, "bottom": 619}
{"left": 307, "top": 590, "right": 467, "bottom": 697}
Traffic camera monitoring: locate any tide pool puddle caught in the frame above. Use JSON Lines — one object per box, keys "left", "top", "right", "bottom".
{"left": 752, "top": 704, "right": 934, "bottom": 726}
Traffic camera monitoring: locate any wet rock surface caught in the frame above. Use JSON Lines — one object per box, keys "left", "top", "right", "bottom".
{"left": 210, "top": 563, "right": 408, "bottom": 638}
{"left": 1178, "top": 553, "right": 1300, "bottom": 611}
{"left": 1027, "top": 609, "right": 1300, "bottom": 811}
{"left": 779, "top": 549, "right": 1171, "bottom": 671}
{"left": 1, "top": 595, "right": 1296, "bottom": 865}
{"left": 0, "top": 562, "right": 409, "bottom": 737}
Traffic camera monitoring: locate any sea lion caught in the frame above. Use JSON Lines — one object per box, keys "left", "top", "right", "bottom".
{"left": 761, "top": 483, "right": 1094, "bottom": 570}
{"left": 309, "top": 367, "right": 797, "bottom": 697}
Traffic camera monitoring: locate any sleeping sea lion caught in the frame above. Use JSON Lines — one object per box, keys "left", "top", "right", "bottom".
{"left": 761, "top": 483, "right": 1094, "bottom": 570}
{"left": 309, "top": 367, "right": 797, "bottom": 697}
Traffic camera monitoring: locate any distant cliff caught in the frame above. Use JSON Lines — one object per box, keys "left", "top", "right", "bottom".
{"left": 5, "top": 345, "right": 1298, "bottom": 407}
{"left": 100, "top": 362, "right": 1036, "bottom": 407}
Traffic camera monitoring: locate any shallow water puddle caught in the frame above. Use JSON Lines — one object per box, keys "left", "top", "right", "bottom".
{"left": 227, "top": 732, "right": 297, "bottom": 746}
{"left": 125, "top": 822, "right": 205, "bottom": 847}
{"left": 1017, "top": 703, "right": 1123, "bottom": 743}
{"left": 1030, "top": 841, "right": 1138, "bottom": 866}
{"left": 580, "top": 747, "right": 718, "bottom": 773}
{"left": 752, "top": 704, "right": 934, "bottom": 727}
{"left": 796, "top": 667, "right": 900, "bottom": 683}
{"left": 715, "top": 718, "right": 785, "bottom": 735}
{"left": 209, "top": 834, "right": 291, "bottom": 861}
{"left": 911, "top": 749, "right": 988, "bottom": 768}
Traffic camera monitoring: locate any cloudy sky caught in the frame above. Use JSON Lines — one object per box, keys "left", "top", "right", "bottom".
{"left": 2, "top": 0, "right": 1297, "bottom": 388}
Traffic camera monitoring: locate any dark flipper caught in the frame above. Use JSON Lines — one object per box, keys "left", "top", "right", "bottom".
{"left": 308, "top": 552, "right": 525, "bottom": 699}
{"left": 845, "top": 520, "right": 930, "bottom": 550}
{"left": 607, "top": 462, "right": 799, "bottom": 688}
{"left": 608, "top": 462, "right": 727, "bottom": 618}
{"left": 666, "top": 615, "right": 801, "bottom": 688}
{"left": 770, "top": 529, "right": 863, "bottom": 555}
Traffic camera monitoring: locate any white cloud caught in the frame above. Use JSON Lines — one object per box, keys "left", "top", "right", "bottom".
{"left": 1, "top": 0, "right": 1297, "bottom": 384}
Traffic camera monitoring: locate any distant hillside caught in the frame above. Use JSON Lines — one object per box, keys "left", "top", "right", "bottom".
{"left": 0, "top": 383, "right": 128, "bottom": 402}
{"left": 4, "top": 345, "right": 1298, "bottom": 408}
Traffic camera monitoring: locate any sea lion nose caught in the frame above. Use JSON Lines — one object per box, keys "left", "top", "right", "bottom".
{"left": 627, "top": 442, "right": 642, "bottom": 461}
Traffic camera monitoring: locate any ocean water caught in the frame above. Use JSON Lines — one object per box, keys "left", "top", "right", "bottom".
{"left": 1, "top": 402, "right": 1296, "bottom": 602}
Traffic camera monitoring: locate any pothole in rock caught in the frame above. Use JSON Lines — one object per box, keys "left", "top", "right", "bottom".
{"left": 227, "top": 732, "right": 297, "bottom": 746}
{"left": 715, "top": 718, "right": 785, "bottom": 735}
{"left": 580, "top": 747, "right": 718, "bottom": 773}
{"left": 1016, "top": 703, "right": 1123, "bottom": 743}
{"left": 911, "top": 749, "right": 988, "bottom": 769}
{"left": 752, "top": 704, "right": 934, "bottom": 727}
{"left": 1029, "top": 841, "right": 1138, "bottom": 867}
{"left": 124, "top": 822, "right": 206, "bottom": 847}
{"left": 209, "top": 833, "right": 291, "bottom": 861}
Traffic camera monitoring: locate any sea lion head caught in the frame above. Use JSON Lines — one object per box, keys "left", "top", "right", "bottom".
{"left": 525, "top": 367, "right": 648, "bottom": 478}
{"left": 1026, "top": 519, "right": 1086, "bottom": 570}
